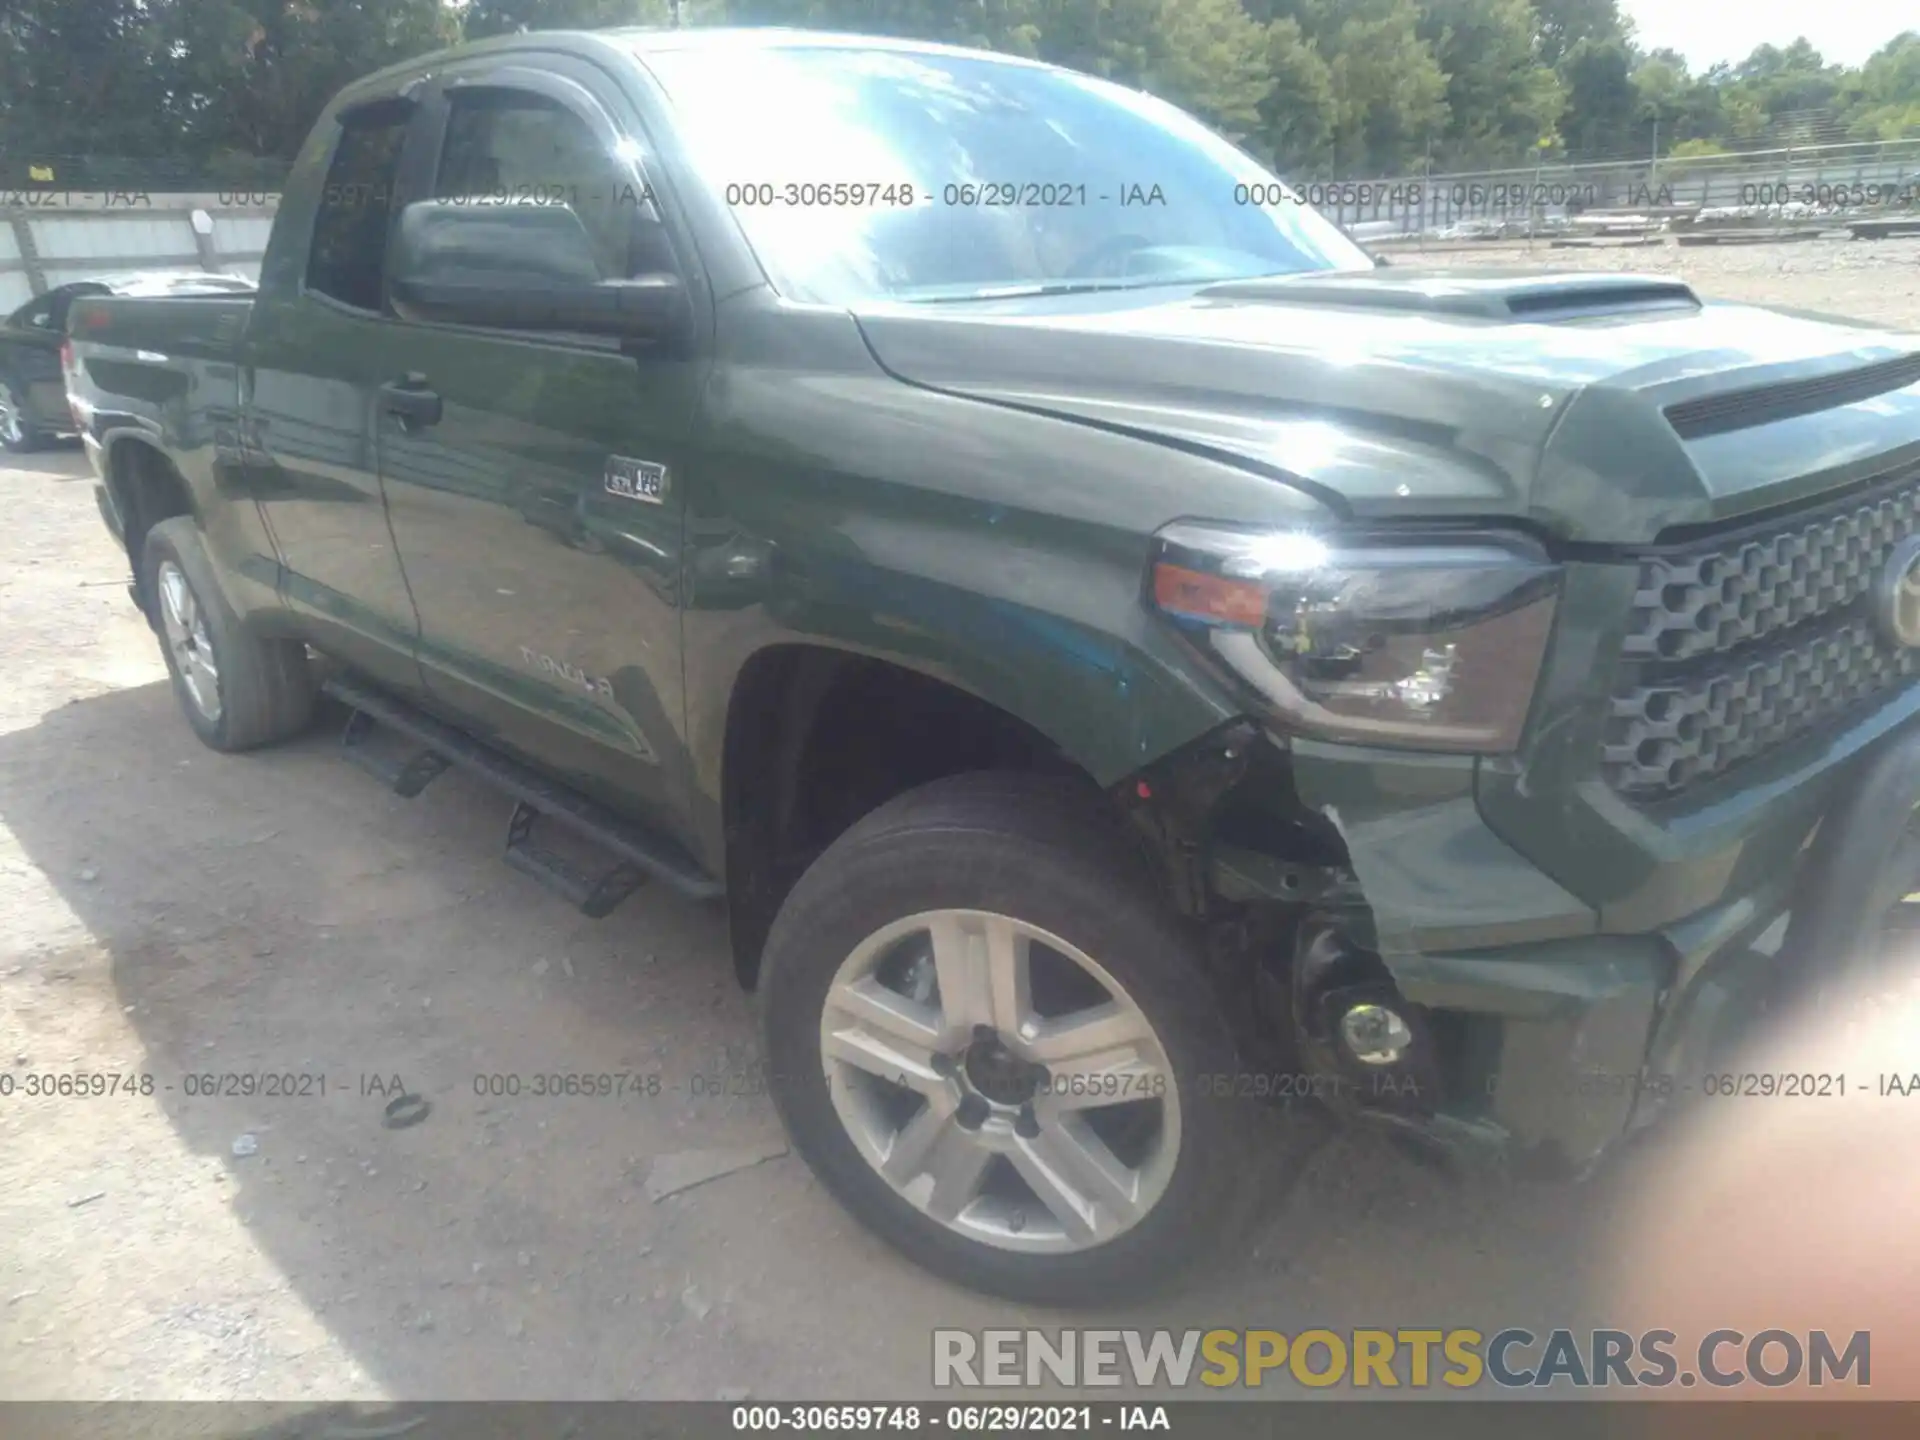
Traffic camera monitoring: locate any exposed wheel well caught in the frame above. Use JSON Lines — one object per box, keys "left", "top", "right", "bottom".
{"left": 721, "top": 646, "right": 1095, "bottom": 987}
{"left": 107, "top": 440, "right": 193, "bottom": 616}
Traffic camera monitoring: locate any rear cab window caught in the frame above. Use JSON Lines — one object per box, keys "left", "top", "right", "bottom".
{"left": 306, "top": 101, "right": 414, "bottom": 311}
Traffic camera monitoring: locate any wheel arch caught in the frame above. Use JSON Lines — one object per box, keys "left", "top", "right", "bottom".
{"left": 717, "top": 640, "right": 1194, "bottom": 990}
{"left": 102, "top": 432, "right": 197, "bottom": 611}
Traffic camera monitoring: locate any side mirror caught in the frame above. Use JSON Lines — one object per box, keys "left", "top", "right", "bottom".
{"left": 388, "top": 199, "right": 686, "bottom": 341}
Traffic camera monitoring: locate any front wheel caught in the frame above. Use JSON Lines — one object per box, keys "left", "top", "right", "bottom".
{"left": 759, "top": 773, "right": 1263, "bottom": 1304}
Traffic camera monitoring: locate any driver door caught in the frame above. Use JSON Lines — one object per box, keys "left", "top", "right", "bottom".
{"left": 373, "top": 60, "right": 707, "bottom": 836}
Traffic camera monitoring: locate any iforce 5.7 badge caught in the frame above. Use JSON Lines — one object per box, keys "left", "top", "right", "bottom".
{"left": 605, "top": 455, "right": 669, "bottom": 504}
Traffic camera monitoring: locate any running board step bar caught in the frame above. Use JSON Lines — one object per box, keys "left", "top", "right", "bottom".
{"left": 504, "top": 802, "right": 647, "bottom": 918}
{"left": 340, "top": 707, "right": 451, "bottom": 797}
{"left": 323, "top": 674, "right": 722, "bottom": 906}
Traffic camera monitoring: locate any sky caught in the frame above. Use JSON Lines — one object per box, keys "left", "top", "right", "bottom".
{"left": 1621, "top": 0, "right": 1913, "bottom": 70}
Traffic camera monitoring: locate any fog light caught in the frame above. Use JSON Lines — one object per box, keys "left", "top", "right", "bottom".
{"left": 1339, "top": 1003, "right": 1413, "bottom": 1065}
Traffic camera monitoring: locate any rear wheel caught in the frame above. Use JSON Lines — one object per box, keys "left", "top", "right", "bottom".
{"left": 142, "top": 516, "right": 316, "bottom": 751}
{"left": 760, "top": 772, "right": 1263, "bottom": 1304}
{"left": 0, "top": 379, "right": 43, "bottom": 452}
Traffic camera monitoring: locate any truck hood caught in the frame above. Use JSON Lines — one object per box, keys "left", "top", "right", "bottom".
{"left": 852, "top": 269, "right": 1920, "bottom": 545}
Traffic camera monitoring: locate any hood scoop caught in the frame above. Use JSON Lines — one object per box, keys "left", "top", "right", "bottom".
{"left": 1196, "top": 271, "right": 1701, "bottom": 323}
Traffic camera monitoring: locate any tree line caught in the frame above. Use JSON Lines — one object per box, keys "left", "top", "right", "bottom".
{"left": 1, "top": 0, "right": 1916, "bottom": 186}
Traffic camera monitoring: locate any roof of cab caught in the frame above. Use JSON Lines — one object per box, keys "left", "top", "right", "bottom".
{"left": 606, "top": 25, "right": 1051, "bottom": 66}
{"left": 322, "top": 23, "right": 1071, "bottom": 129}
{"left": 333, "top": 24, "right": 1051, "bottom": 102}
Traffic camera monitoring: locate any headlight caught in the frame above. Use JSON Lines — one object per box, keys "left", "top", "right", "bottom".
{"left": 1150, "top": 522, "right": 1560, "bottom": 752}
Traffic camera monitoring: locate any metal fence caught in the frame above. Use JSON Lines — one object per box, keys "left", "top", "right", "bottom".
{"left": 0, "top": 194, "right": 279, "bottom": 312}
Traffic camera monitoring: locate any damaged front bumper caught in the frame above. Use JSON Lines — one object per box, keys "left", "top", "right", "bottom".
{"left": 1175, "top": 713, "right": 1920, "bottom": 1179}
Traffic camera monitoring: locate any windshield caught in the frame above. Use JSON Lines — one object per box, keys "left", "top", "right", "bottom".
{"left": 636, "top": 43, "right": 1374, "bottom": 305}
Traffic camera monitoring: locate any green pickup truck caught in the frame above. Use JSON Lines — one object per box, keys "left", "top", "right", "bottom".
{"left": 66, "top": 26, "right": 1920, "bottom": 1303}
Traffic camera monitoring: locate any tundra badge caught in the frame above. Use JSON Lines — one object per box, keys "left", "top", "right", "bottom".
{"left": 605, "top": 455, "right": 669, "bottom": 505}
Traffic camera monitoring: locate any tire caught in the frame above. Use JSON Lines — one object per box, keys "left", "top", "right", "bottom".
{"left": 142, "top": 516, "right": 316, "bottom": 751}
{"left": 0, "top": 378, "right": 43, "bottom": 452}
{"left": 759, "top": 772, "right": 1264, "bottom": 1304}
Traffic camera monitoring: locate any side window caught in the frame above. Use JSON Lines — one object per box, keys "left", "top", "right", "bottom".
{"left": 307, "top": 103, "right": 413, "bottom": 311}
{"left": 434, "top": 90, "right": 658, "bottom": 281}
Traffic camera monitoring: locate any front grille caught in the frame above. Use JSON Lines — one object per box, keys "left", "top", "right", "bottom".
{"left": 1602, "top": 463, "right": 1920, "bottom": 797}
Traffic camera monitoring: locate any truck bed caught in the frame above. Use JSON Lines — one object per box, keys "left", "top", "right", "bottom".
{"left": 68, "top": 293, "right": 252, "bottom": 416}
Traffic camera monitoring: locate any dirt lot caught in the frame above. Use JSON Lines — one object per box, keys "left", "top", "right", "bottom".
{"left": 2, "top": 237, "right": 1917, "bottom": 1405}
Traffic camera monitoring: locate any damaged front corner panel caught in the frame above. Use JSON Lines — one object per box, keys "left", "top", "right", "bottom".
{"left": 1110, "top": 718, "right": 1261, "bottom": 916}
{"left": 1285, "top": 739, "right": 1598, "bottom": 969}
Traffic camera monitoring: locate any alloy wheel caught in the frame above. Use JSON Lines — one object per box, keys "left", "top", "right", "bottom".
{"left": 157, "top": 559, "right": 223, "bottom": 724}
{"left": 819, "top": 908, "right": 1181, "bottom": 1254}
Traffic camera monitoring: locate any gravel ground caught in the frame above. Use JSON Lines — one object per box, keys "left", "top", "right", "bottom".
{"left": 2, "top": 236, "right": 1917, "bottom": 1409}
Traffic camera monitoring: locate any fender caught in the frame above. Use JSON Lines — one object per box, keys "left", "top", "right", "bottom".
{"left": 677, "top": 400, "right": 1329, "bottom": 871}
{"left": 92, "top": 419, "right": 281, "bottom": 629}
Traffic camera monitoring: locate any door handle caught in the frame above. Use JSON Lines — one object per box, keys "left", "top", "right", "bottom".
{"left": 380, "top": 374, "right": 442, "bottom": 429}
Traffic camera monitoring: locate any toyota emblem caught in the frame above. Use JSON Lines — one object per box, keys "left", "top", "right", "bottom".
{"left": 1875, "top": 534, "right": 1920, "bottom": 650}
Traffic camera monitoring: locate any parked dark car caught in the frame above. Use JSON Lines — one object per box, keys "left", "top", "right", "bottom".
{"left": 0, "top": 270, "right": 255, "bottom": 451}
{"left": 64, "top": 27, "right": 1920, "bottom": 1304}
